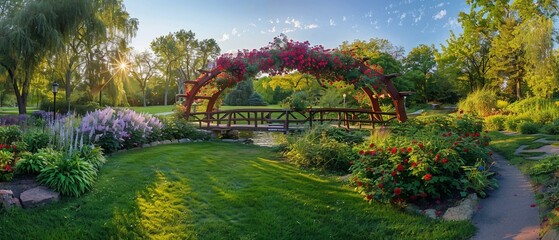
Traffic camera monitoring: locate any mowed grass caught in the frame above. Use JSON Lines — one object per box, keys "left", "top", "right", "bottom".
{"left": 0, "top": 142, "right": 475, "bottom": 239}
{"left": 0, "top": 107, "right": 38, "bottom": 115}
{"left": 129, "top": 105, "right": 176, "bottom": 114}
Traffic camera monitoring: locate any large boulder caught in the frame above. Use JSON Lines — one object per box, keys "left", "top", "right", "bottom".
{"left": 20, "top": 186, "right": 59, "bottom": 208}
{"left": 443, "top": 194, "right": 478, "bottom": 221}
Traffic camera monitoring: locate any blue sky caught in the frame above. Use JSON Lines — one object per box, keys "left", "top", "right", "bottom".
{"left": 123, "top": 0, "right": 468, "bottom": 54}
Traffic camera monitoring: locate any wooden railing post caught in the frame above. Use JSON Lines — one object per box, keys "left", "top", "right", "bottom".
{"left": 284, "top": 110, "right": 290, "bottom": 133}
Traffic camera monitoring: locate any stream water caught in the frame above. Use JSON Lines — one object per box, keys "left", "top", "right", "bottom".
{"left": 239, "top": 131, "right": 282, "bottom": 147}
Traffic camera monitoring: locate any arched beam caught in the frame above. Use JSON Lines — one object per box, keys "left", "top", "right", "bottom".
{"left": 381, "top": 73, "right": 407, "bottom": 122}
{"left": 183, "top": 68, "right": 221, "bottom": 119}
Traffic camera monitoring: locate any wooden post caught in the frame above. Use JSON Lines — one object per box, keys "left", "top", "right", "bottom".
{"left": 284, "top": 110, "right": 290, "bottom": 133}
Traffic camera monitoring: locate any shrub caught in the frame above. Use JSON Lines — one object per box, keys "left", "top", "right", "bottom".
{"left": 528, "top": 109, "right": 558, "bottom": 125}
{"left": 541, "top": 122, "right": 559, "bottom": 135}
{"left": 518, "top": 122, "right": 541, "bottom": 134}
{"left": 0, "top": 150, "right": 14, "bottom": 181}
{"left": 505, "top": 97, "right": 555, "bottom": 114}
{"left": 484, "top": 115, "right": 506, "bottom": 131}
{"left": 530, "top": 156, "right": 559, "bottom": 177}
{"left": 496, "top": 100, "right": 509, "bottom": 110}
{"left": 282, "top": 91, "right": 312, "bottom": 111}
{"left": 503, "top": 117, "right": 532, "bottom": 132}
{"left": 37, "top": 154, "right": 97, "bottom": 197}
{"left": 457, "top": 88, "right": 497, "bottom": 116}
{"left": 78, "top": 145, "right": 106, "bottom": 170}
{"left": 15, "top": 151, "right": 51, "bottom": 175}
{"left": 0, "top": 125, "right": 22, "bottom": 144}
{"left": 248, "top": 93, "right": 267, "bottom": 106}
{"left": 285, "top": 136, "right": 356, "bottom": 173}
{"left": 79, "top": 107, "right": 163, "bottom": 153}
{"left": 284, "top": 125, "right": 359, "bottom": 173}
{"left": 351, "top": 115, "right": 493, "bottom": 204}
{"left": 23, "top": 131, "right": 50, "bottom": 153}
{"left": 462, "top": 159, "right": 498, "bottom": 198}
{"left": 160, "top": 118, "right": 211, "bottom": 141}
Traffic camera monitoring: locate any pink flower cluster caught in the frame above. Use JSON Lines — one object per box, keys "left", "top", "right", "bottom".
{"left": 215, "top": 36, "right": 384, "bottom": 87}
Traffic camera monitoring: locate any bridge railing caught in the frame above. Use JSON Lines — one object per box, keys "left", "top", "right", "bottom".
{"left": 189, "top": 108, "right": 397, "bottom": 132}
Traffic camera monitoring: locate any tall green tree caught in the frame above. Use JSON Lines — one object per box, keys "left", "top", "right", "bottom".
{"left": 0, "top": 0, "right": 98, "bottom": 114}
{"left": 130, "top": 51, "right": 158, "bottom": 107}
{"left": 403, "top": 44, "right": 437, "bottom": 102}
{"left": 151, "top": 33, "right": 180, "bottom": 106}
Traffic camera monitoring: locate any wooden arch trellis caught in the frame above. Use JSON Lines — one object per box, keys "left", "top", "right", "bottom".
{"left": 179, "top": 37, "right": 408, "bottom": 123}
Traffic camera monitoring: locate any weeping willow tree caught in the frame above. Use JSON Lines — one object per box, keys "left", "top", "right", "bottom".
{"left": 0, "top": 0, "right": 98, "bottom": 114}
{"left": 84, "top": 0, "right": 138, "bottom": 106}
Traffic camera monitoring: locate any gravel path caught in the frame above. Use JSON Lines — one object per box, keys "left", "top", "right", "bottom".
{"left": 472, "top": 153, "right": 540, "bottom": 240}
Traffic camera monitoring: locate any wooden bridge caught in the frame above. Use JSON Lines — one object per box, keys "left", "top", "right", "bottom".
{"left": 189, "top": 108, "right": 397, "bottom": 133}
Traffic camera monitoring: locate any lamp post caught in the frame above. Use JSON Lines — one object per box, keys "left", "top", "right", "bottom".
{"left": 51, "top": 82, "right": 59, "bottom": 121}
{"left": 343, "top": 93, "right": 347, "bottom": 108}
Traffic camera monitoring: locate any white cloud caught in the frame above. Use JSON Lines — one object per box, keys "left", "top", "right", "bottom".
{"left": 231, "top": 28, "right": 238, "bottom": 35}
{"left": 342, "top": 16, "right": 346, "bottom": 21}
{"left": 305, "top": 24, "right": 318, "bottom": 29}
{"left": 260, "top": 30, "right": 266, "bottom": 34}
{"left": 285, "top": 18, "right": 302, "bottom": 29}
{"left": 400, "top": 12, "right": 407, "bottom": 20}
{"left": 435, "top": 2, "right": 444, "bottom": 8}
{"left": 249, "top": 23, "right": 256, "bottom": 27}
{"left": 433, "top": 10, "right": 446, "bottom": 20}
{"left": 329, "top": 19, "right": 336, "bottom": 26}
{"left": 269, "top": 19, "right": 274, "bottom": 24}
{"left": 414, "top": 9, "right": 424, "bottom": 23}
{"left": 283, "top": 28, "right": 295, "bottom": 33}
{"left": 443, "top": 17, "right": 459, "bottom": 28}
{"left": 276, "top": 18, "right": 280, "bottom": 23}
{"left": 387, "top": 17, "right": 393, "bottom": 24}
{"left": 219, "top": 33, "right": 229, "bottom": 42}
{"left": 268, "top": 26, "right": 276, "bottom": 33}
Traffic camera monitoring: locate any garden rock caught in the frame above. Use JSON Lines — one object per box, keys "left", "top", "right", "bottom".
{"left": 423, "top": 209, "right": 437, "bottom": 219}
{"left": 142, "top": 143, "right": 151, "bottom": 148}
{"left": 162, "top": 140, "right": 172, "bottom": 144}
{"left": 542, "top": 229, "right": 559, "bottom": 240}
{"left": 20, "top": 186, "right": 59, "bottom": 208}
{"left": 179, "top": 138, "right": 191, "bottom": 143}
{"left": 443, "top": 194, "right": 478, "bottom": 221}
{"left": 405, "top": 203, "right": 420, "bottom": 214}
{"left": 0, "top": 190, "right": 21, "bottom": 209}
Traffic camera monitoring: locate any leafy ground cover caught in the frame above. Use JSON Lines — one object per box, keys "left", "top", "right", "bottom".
{"left": 0, "top": 142, "right": 474, "bottom": 239}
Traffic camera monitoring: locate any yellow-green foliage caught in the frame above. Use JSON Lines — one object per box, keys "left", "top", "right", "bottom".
{"left": 458, "top": 88, "right": 497, "bottom": 116}
{"left": 496, "top": 100, "right": 509, "bottom": 110}
{"left": 484, "top": 115, "right": 506, "bottom": 131}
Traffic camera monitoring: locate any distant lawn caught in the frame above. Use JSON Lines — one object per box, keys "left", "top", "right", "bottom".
{"left": 129, "top": 105, "right": 283, "bottom": 115}
{"left": 129, "top": 105, "right": 176, "bottom": 114}
{"left": 0, "top": 107, "right": 38, "bottom": 115}
{"left": 0, "top": 142, "right": 474, "bottom": 239}
{"left": 219, "top": 104, "right": 283, "bottom": 110}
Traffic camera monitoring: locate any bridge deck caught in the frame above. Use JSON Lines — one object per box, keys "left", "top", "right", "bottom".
{"left": 190, "top": 108, "right": 397, "bottom": 133}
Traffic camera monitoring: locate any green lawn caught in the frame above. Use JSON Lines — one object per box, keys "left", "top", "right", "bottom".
{"left": 0, "top": 107, "right": 38, "bottom": 115}
{"left": 129, "top": 105, "right": 283, "bottom": 115}
{"left": 129, "top": 105, "right": 177, "bottom": 114}
{"left": 0, "top": 142, "right": 474, "bottom": 239}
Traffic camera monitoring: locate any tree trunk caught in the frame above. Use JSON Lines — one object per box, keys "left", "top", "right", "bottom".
{"left": 516, "top": 78, "right": 521, "bottom": 100}
{"left": 142, "top": 87, "right": 147, "bottom": 107}
{"left": 164, "top": 65, "right": 170, "bottom": 106}
{"left": 65, "top": 68, "right": 72, "bottom": 112}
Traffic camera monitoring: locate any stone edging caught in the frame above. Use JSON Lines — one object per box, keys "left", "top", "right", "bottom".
{"left": 406, "top": 193, "right": 479, "bottom": 221}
